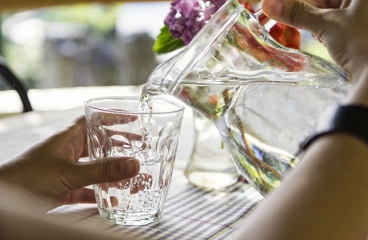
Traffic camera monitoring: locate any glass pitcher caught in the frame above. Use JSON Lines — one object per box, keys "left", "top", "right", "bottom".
{"left": 143, "top": 0, "right": 349, "bottom": 196}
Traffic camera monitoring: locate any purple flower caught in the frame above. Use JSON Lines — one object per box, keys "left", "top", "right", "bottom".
{"left": 164, "top": 0, "right": 226, "bottom": 45}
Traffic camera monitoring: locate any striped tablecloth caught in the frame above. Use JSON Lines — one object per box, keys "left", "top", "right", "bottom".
{"left": 0, "top": 105, "right": 263, "bottom": 239}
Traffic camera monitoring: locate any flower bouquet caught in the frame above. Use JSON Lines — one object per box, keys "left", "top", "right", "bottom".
{"left": 153, "top": 0, "right": 301, "bottom": 54}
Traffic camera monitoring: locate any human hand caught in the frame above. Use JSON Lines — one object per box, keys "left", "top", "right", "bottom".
{"left": 0, "top": 116, "right": 140, "bottom": 212}
{"left": 261, "top": 0, "right": 368, "bottom": 81}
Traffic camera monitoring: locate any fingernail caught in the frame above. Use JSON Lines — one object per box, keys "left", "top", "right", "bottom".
{"left": 121, "top": 158, "right": 140, "bottom": 177}
{"left": 263, "top": 0, "right": 283, "bottom": 16}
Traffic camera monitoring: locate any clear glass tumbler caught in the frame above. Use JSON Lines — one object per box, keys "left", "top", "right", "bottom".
{"left": 85, "top": 96, "right": 184, "bottom": 225}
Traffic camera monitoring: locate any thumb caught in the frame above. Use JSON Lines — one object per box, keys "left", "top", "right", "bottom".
{"left": 70, "top": 157, "right": 140, "bottom": 189}
{"left": 261, "top": 0, "right": 326, "bottom": 37}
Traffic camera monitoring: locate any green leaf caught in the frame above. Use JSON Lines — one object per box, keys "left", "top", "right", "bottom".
{"left": 153, "top": 25, "right": 185, "bottom": 54}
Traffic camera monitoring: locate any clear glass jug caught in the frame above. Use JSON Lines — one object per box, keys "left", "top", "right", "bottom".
{"left": 143, "top": 0, "right": 349, "bottom": 196}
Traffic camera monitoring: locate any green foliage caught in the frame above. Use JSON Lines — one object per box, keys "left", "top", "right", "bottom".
{"left": 153, "top": 25, "right": 185, "bottom": 54}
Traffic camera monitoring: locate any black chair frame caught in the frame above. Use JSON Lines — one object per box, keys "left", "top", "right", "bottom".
{"left": 0, "top": 57, "right": 33, "bottom": 112}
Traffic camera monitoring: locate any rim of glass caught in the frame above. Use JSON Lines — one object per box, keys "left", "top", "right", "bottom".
{"left": 84, "top": 96, "right": 185, "bottom": 115}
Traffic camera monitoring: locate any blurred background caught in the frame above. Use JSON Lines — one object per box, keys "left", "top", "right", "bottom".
{"left": 0, "top": 1, "right": 332, "bottom": 116}
{"left": 0, "top": 2, "right": 172, "bottom": 90}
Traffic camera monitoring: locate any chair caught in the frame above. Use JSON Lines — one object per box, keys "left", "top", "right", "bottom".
{"left": 0, "top": 56, "right": 33, "bottom": 112}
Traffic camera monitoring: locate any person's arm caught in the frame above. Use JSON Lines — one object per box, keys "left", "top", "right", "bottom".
{"left": 235, "top": 114, "right": 368, "bottom": 239}
{"left": 234, "top": 0, "right": 368, "bottom": 239}
{"left": 0, "top": 116, "right": 140, "bottom": 211}
{"left": 0, "top": 190, "right": 124, "bottom": 240}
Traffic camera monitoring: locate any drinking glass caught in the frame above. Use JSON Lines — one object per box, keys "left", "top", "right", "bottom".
{"left": 184, "top": 111, "right": 239, "bottom": 189}
{"left": 85, "top": 96, "right": 184, "bottom": 225}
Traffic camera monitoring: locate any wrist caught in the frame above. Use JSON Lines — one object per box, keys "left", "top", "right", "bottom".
{"left": 297, "top": 104, "right": 368, "bottom": 155}
{"left": 298, "top": 104, "right": 368, "bottom": 154}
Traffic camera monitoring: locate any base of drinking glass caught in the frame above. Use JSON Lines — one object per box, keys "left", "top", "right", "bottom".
{"left": 185, "top": 170, "right": 239, "bottom": 189}
{"left": 98, "top": 207, "right": 160, "bottom": 226}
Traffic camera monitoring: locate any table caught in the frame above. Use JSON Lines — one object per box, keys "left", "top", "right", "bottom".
{"left": 0, "top": 90, "right": 263, "bottom": 239}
